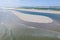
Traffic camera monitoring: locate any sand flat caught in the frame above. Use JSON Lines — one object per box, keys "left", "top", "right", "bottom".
{"left": 12, "top": 11, "right": 53, "bottom": 23}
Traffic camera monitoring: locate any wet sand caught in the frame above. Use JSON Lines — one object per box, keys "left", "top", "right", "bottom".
{"left": 0, "top": 9, "right": 59, "bottom": 40}
{"left": 0, "top": 9, "right": 60, "bottom": 40}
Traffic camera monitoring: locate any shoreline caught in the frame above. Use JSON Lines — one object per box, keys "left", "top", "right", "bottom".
{"left": 16, "top": 9, "right": 60, "bottom": 14}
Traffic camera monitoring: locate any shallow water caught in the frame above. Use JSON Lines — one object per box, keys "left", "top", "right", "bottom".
{"left": 0, "top": 9, "right": 60, "bottom": 40}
